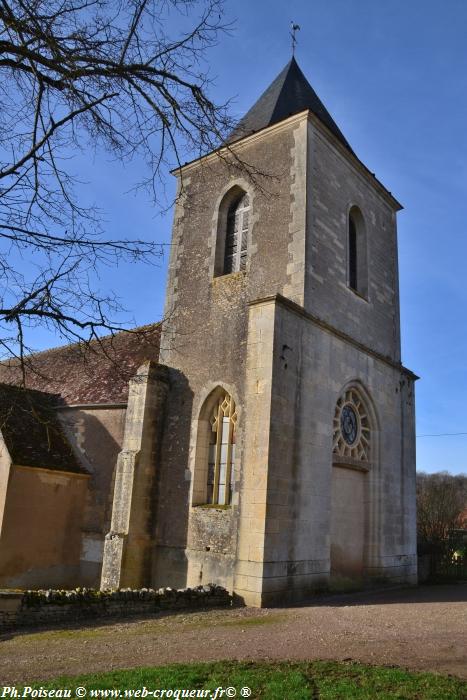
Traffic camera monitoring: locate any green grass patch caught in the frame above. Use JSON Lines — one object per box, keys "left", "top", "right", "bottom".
{"left": 9, "top": 613, "right": 284, "bottom": 644}
{"left": 18, "top": 660, "right": 467, "bottom": 699}
{"left": 11, "top": 627, "right": 111, "bottom": 643}
{"left": 220, "top": 613, "right": 286, "bottom": 628}
{"left": 131, "top": 612, "right": 286, "bottom": 634}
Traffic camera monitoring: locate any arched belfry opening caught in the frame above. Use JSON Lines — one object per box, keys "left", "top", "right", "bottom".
{"left": 348, "top": 206, "right": 368, "bottom": 298}
{"left": 214, "top": 186, "right": 250, "bottom": 276}
{"left": 330, "top": 385, "right": 375, "bottom": 580}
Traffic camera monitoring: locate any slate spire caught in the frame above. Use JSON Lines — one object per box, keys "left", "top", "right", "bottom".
{"left": 228, "top": 57, "right": 352, "bottom": 152}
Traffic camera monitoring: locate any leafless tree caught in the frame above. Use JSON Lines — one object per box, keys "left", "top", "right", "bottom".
{"left": 0, "top": 0, "right": 239, "bottom": 374}
{"left": 417, "top": 471, "right": 467, "bottom": 551}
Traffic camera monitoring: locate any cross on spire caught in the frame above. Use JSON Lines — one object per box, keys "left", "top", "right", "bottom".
{"left": 290, "top": 22, "right": 300, "bottom": 56}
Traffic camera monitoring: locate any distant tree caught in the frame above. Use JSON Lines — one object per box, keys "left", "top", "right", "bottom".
{"left": 416, "top": 471, "right": 467, "bottom": 555}
{"left": 0, "top": 0, "right": 245, "bottom": 374}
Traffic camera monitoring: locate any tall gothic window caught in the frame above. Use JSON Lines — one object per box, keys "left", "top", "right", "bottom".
{"left": 207, "top": 392, "right": 237, "bottom": 505}
{"left": 223, "top": 192, "right": 250, "bottom": 274}
{"left": 348, "top": 206, "right": 368, "bottom": 298}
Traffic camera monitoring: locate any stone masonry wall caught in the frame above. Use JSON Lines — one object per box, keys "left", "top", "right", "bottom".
{"left": 233, "top": 300, "right": 276, "bottom": 607}
{"left": 232, "top": 294, "right": 416, "bottom": 606}
{"left": 0, "top": 584, "right": 231, "bottom": 633}
{"left": 306, "top": 119, "right": 402, "bottom": 362}
{"left": 155, "top": 116, "right": 308, "bottom": 592}
{"left": 0, "top": 467, "right": 89, "bottom": 590}
{"left": 101, "top": 362, "right": 169, "bottom": 590}
{"left": 260, "top": 296, "right": 416, "bottom": 605}
{"left": 58, "top": 406, "right": 127, "bottom": 586}
{"left": 152, "top": 112, "right": 416, "bottom": 606}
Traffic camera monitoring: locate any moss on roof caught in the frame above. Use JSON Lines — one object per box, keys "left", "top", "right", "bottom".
{"left": 0, "top": 324, "right": 160, "bottom": 405}
{"left": 0, "top": 384, "right": 86, "bottom": 473}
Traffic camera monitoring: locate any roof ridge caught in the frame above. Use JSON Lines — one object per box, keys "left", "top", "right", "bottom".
{"left": 0, "top": 382, "right": 88, "bottom": 473}
{"left": 0, "top": 321, "right": 161, "bottom": 364}
{"left": 0, "top": 382, "right": 60, "bottom": 400}
{"left": 227, "top": 57, "right": 353, "bottom": 153}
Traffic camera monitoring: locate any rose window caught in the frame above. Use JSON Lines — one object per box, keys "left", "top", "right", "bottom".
{"left": 333, "top": 388, "right": 370, "bottom": 461}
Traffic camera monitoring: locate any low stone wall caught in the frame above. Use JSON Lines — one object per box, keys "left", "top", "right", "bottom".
{"left": 0, "top": 584, "right": 232, "bottom": 632}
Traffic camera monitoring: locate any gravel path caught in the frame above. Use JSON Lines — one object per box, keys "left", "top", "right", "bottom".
{"left": 1, "top": 584, "right": 466, "bottom": 683}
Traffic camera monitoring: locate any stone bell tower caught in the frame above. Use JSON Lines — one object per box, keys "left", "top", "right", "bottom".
{"left": 106, "top": 57, "right": 418, "bottom": 606}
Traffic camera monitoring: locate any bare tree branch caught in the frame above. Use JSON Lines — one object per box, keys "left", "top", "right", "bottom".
{"left": 417, "top": 471, "right": 467, "bottom": 549}
{"left": 0, "top": 0, "right": 253, "bottom": 378}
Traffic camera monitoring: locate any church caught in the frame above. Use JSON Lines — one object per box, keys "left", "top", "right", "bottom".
{"left": 0, "top": 57, "right": 418, "bottom": 606}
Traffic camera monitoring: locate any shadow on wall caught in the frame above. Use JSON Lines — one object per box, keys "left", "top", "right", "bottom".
{"left": 0, "top": 465, "right": 88, "bottom": 590}
{"left": 60, "top": 409, "right": 125, "bottom": 588}
{"left": 59, "top": 408, "right": 124, "bottom": 533}
{"left": 1, "top": 564, "right": 85, "bottom": 591}
{"left": 152, "top": 369, "right": 193, "bottom": 590}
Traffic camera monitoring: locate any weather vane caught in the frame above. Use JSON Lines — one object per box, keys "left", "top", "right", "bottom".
{"left": 290, "top": 21, "right": 300, "bottom": 56}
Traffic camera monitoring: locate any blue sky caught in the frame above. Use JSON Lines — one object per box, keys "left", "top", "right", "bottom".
{"left": 30, "top": 0, "right": 467, "bottom": 474}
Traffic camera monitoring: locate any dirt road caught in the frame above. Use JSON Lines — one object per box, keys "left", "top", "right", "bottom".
{"left": 1, "top": 584, "right": 466, "bottom": 683}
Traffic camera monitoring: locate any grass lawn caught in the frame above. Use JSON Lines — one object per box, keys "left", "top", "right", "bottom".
{"left": 20, "top": 660, "right": 467, "bottom": 699}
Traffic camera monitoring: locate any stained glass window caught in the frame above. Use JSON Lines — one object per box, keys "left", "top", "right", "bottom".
{"left": 207, "top": 392, "right": 237, "bottom": 505}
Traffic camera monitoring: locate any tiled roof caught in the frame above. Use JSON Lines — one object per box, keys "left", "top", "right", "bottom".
{"left": 0, "top": 324, "right": 160, "bottom": 405}
{"left": 0, "top": 384, "right": 86, "bottom": 473}
{"left": 228, "top": 57, "right": 353, "bottom": 153}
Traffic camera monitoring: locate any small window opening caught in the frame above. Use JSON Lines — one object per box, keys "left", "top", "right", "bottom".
{"left": 347, "top": 206, "right": 368, "bottom": 298}
{"left": 349, "top": 215, "right": 358, "bottom": 291}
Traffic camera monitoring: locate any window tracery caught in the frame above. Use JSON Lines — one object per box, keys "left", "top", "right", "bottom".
{"left": 207, "top": 391, "right": 237, "bottom": 505}
{"left": 333, "top": 388, "right": 371, "bottom": 462}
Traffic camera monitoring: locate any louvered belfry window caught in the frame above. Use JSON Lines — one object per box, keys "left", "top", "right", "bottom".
{"left": 223, "top": 192, "right": 250, "bottom": 274}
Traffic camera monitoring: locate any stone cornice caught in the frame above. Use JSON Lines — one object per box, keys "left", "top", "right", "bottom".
{"left": 13, "top": 464, "right": 90, "bottom": 478}
{"left": 58, "top": 402, "right": 127, "bottom": 410}
{"left": 308, "top": 113, "right": 403, "bottom": 212}
{"left": 171, "top": 112, "right": 308, "bottom": 175}
{"left": 249, "top": 293, "right": 419, "bottom": 381}
{"left": 171, "top": 110, "right": 402, "bottom": 212}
